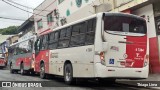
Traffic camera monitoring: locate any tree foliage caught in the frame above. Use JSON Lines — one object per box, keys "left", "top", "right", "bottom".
{"left": 0, "top": 26, "right": 19, "bottom": 35}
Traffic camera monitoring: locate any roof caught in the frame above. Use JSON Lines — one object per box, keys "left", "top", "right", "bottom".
{"left": 0, "top": 34, "right": 12, "bottom": 44}
{"left": 17, "top": 15, "right": 34, "bottom": 32}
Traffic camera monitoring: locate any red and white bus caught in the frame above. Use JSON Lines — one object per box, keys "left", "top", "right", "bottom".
{"left": 34, "top": 12, "right": 148, "bottom": 84}
{"left": 35, "top": 13, "right": 149, "bottom": 84}
{"left": 9, "top": 35, "right": 36, "bottom": 74}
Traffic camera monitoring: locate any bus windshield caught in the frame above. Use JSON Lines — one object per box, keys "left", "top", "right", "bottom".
{"left": 104, "top": 15, "right": 147, "bottom": 34}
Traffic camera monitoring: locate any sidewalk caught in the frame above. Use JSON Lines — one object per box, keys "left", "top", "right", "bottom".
{"left": 141, "top": 74, "right": 160, "bottom": 89}
{"left": 143, "top": 74, "right": 160, "bottom": 81}
{"left": 116, "top": 74, "right": 160, "bottom": 89}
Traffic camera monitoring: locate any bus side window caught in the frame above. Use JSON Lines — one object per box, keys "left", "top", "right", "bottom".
{"left": 70, "top": 22, "right": 85, "bottom": 47}
{"left": 80, "top": 22, "right": 87, "bottom": 33}
{"left": 72, "top": 24, "right": 80, "bottom": 35}
{"left": 37, "top": 39, "right": 42, "bottom": 51}
{"left": 55, "top": 31, "right": 59, "bottom": 41}
{"left": 14, "top": 46, "right": 18, "bottom": 55}
{"left": 41, "top": 34, "right": 49, "bottom": 50}
{"left": 60, "top": 28, "right": 66, "bottom": 39}
{"left": 85, "top": 18, "right": 96, "bottom": 45}
{"left": 34, "top": 39, "right": 39, "bottom": 51}
{"left": 58, "top": 27, "right": 70, "bottom": 49}
{"left": 48, "top": 31, "right": 59, "bottom": 49}
{"left": 66, "top": 27, "right": 71, "bottom": 37}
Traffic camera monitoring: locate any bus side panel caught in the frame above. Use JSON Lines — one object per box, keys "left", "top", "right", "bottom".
{"left": 11, "top": 55, "right": 18, "bottom": 69}
{"left": 24, "top": 57, "right": 32, "bottom": 68}
{"left": 14, "top": 53, "right": 33, "bottom": 70}
{"left": 50, "top": 45, "right": 95, "bottom": 77}
{"left": 35, "top": 50, "right": 49, "bottom": 73}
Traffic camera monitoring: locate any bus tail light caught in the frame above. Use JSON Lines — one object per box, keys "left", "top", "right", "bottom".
{"left": 31, "top": 58, "right": 35, "bottom": 69}
{"left": 31, "top": 53, "right": 35, "bottom": 69}
{"left": 100, "top": 52, "right": 105, "bottom": 65}
{"left": 120, "top": 62, "right": 125, "bottom": 66}
{"left": 144, "top": 54, "right": 149, "bottom": 67}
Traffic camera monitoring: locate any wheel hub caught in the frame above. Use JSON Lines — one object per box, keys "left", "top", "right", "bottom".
{"left": 65, "top": 68, "right": 71, "bottom": 81}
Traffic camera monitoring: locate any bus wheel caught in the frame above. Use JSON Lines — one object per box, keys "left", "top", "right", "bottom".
{"left": 64, "top": 63, "right": 74, "bottom": 85}
{"left": 40, "top": 63, "right": 46, "bottom": 79}
{"left": 20, "top": 63, "right": 25, "bottom": 75}
{"left": 10, "top": 63, "right": 14, "bottom": 74}
{"left": 30, "top": 71, "right": 35, "bottom": 75}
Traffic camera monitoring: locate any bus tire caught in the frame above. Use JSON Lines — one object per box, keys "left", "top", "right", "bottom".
{"left": 30, "top": 70, "right": 35, "bottom": 76}
{"left": 20, "top": 63, "right": 25, "bottom": 75}
{"left": 40, "top": 63, "right": 46, "bottom": 79}
{"left": 64, "top": 63, "right": 74, "bottom": 85}
{"left": 10, "top": 63, "right": 14, "bottom": 74}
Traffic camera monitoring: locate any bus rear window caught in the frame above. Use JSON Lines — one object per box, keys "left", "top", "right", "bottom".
{"left": 104, "top": 16, "right": 147, "bottom": 34}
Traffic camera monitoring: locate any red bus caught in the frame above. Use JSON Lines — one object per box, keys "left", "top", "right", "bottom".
{"left": 8, "top": 35, "right": 36, "bottom": 74}
{"left": 0, "top": 56, "right": 7, "bottom": 69}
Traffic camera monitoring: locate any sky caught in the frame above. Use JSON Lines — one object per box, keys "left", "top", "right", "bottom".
{"left": 0, "top": 0, "right": 45, "bottom": 29}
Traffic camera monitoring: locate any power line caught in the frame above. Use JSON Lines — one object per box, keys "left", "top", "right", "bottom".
{"left": 6, "top": 0, "right": 51, "bottom": 12}
{"left": 0, "top": 16, "right": 26, "bottom": 21}
{"left": 0, "top": 19, "right": 23, "bottom": 24}
{"left": 0, "top": 16, "right": 53, "bottom": 22}
{"left": 1, "top": 0, "right": 47, "bottom": 17}
{"left": 1, "top": 0, "right": 63, "bottom": 18}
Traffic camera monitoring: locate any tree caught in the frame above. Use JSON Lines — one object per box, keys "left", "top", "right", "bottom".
{"left": 0, "top": 26, "right": 19, "bottom": 35}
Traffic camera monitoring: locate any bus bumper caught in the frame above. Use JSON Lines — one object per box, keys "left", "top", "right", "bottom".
{"left": 95, "top": 63, "right": 149, "bottom": 79}
{"left": 0, "top": 64, "right": 5, "bottom": 67}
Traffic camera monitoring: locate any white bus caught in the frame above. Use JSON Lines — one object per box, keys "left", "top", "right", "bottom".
{"left": 34, "top": 12, "right": 149, "bottom": 84}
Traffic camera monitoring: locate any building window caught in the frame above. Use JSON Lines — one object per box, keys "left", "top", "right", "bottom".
{"left": 76, "top": 0, "right": 82, "bottom": 7}
{"left": 37, "top": 19, "right": 43, "bottom": 29}
{"left": 47, "top": 12, "right": 53, "bottom": 24}
{"left": 58, "top": 0, "right": 64, "bottom": 4}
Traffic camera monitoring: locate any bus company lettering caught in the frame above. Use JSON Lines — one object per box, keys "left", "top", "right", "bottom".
{"left": 50, "top": 53, "right": 58, "bottom": 58}
{"left": 134, "top": 48, "right": 145, "bottom": 60}
{"left": 135, "top": 48, "right": 144, "bottom": 52}
{"left": 110, "top": 46, "right": 119, "bottom": 51}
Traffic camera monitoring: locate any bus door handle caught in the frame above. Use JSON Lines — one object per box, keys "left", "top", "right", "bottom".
{"left": 118, "top": 41, "right": 134, "bottom": 44}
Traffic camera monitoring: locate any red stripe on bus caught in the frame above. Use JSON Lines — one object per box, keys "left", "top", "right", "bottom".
{"left": 126, "top": 35, "right": 147, "bottom": 68}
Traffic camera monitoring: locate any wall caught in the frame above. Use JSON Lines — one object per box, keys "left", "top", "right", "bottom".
{"left": 58, "top": 0, "right": 114, "bottom": 24}
{"left": 34, "top": 0, "right": 57, "bottom": 35}
{"left": 9, "top": 35, "right": 19, "bottom": 44}
{"left": 57, "top": 0, "right": 95, "bottom": 18}
{"left": 111, "top": 0, "right": 148, "bottom": 13}
{"left": 0, "top": 34, "right": 11, "bottom": 44}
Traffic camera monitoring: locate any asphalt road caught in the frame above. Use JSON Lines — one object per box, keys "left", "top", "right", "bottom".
{"left": 0, "top": 68, "right": 157, "bottom": 90}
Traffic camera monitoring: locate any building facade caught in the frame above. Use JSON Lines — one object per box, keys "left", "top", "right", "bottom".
{"left": 17, "top": 16, "right": 35, "bottom": 42}
{"left": 33, "top": 0, "right": 58, "bottom": 35}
